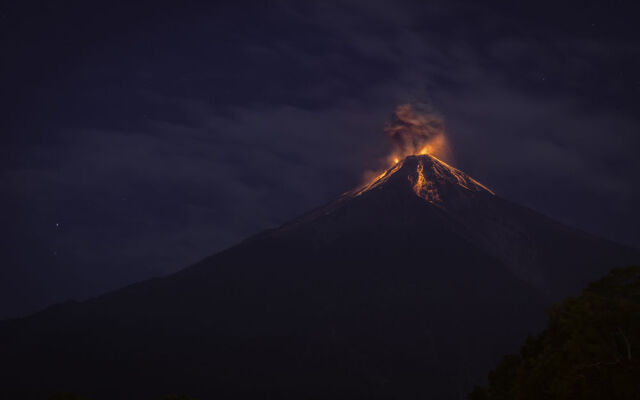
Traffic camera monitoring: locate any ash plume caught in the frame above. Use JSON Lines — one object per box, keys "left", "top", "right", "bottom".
{"left": 384, "top": 103, "right": 451, "bottom": 163}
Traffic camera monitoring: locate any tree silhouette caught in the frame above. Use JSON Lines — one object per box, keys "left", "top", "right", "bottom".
{"left": 469, "top": 266, "right": 640, "bottom": 400}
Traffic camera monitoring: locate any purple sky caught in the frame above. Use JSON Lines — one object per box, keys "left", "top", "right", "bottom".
{"left": 2, "top": 0, "right": 640, "bottom": 319}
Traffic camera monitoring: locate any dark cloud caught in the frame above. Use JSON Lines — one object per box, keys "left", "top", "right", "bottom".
{"left": 2, "top": 0, "right": 640, "bottom": 319}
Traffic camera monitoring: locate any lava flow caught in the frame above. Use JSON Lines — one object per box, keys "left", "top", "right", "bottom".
{"left": 362, "top": 103, "right": 453, "bottom": 186}
{"left": 358, "top": 104, "right": 493, "bottom": 200}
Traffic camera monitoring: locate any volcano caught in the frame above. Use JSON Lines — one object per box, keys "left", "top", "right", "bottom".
{"left": 1, "top": 154, "right": 638, "bottom": 399}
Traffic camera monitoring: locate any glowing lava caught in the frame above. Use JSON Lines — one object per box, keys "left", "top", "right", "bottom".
{"left": 362, "top": 103, "right": 453, "bottom": 187}
{"left": 358, "top": 103, "right": 493, "bottom": 201}
{"left": 384, "top": 103, "right": 452, "bottom": 167}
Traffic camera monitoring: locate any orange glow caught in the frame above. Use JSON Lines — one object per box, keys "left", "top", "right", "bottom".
{"left": 384, "top": 104, "right": 452, "bottom": 168}
{"left": 413, "top": 160, "right": 425, "bottom": 193}
{"left": 359, "top": 103, "right": 456, "bottom": 190}
{"left": 410, "top": 159, "right": 442, "bottom": 203}
{"left": 419, "top": 135, "right": 447, "bottom": 157}
{"left": 386, "top": 134, "right": 451, "bottom": 168}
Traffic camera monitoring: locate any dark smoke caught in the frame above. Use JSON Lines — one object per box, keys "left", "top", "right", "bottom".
{"left": 384, "top": 103, "right": 449, "bottom": 162}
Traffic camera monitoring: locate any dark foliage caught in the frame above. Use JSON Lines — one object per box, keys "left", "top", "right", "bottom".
{"left": 469, "top": 265, "right": 640, "bottom": 400}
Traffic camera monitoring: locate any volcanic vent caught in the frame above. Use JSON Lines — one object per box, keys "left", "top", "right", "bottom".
{"left": 1, "top": 106, "right": 638, "bottom": 400}
{"left": 353, "top": 154, "right": 494, "bottom": 204}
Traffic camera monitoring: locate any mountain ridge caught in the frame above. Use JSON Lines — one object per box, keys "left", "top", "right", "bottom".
{"left": 1, "top": 154, "right": 638, "bottom": 399}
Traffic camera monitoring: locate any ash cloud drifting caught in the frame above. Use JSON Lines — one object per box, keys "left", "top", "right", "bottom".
{"left": 384, "top": 103, "right": 452, "bottom": 164}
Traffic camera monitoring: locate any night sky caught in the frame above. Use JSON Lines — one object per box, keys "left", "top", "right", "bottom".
{"left": 2, "top": 0, "right": 640, "bottom": 320}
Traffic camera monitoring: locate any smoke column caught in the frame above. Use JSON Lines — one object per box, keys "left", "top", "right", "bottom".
{"left": 384, "top": 103, "right": 451, "bottom": 164}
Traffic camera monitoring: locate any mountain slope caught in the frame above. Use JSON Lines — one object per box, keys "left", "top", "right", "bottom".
{"left": 1, "top": 155, "right": 637, "bottom": 399}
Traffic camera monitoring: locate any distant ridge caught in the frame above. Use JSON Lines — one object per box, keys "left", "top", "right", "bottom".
{"left": 1, "top": 154, "right": 637, "bottom": 399}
